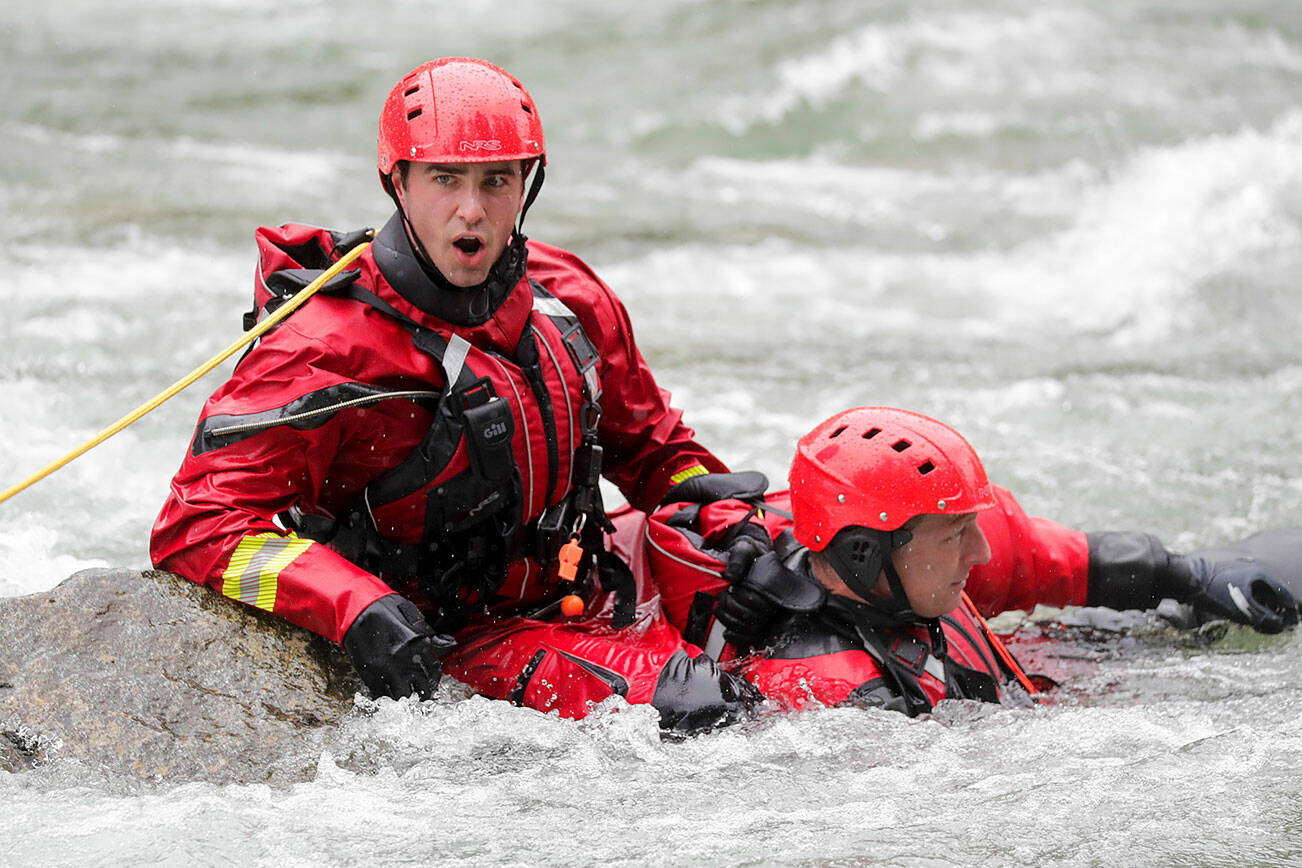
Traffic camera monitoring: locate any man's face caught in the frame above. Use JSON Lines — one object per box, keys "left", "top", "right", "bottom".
{"left": 393, "top": 160, "right": 525, "bottom": 287}
{"left": 888, "top": 512, "right": 992, "bottom": 618}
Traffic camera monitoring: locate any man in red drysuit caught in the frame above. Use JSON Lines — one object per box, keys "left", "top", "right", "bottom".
{"left": 152, "top": 57, "right": 755, "bottom": 733}
{"left": 645, "top": 407, "right": 1299, "bottom": 715}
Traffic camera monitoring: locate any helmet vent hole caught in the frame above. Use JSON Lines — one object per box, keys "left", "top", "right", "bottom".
{"left": 829, "top": 426, "right": 847, "bottom": 439}
{"left": 917, "top": 460, "right": 935, "bottom": 475}
{"left": 849, "top": 540, "right": 871, "bottom": 564}
{"left": 404, "top": 85, "right": 420, "bottom": 97}
{"left": 891, "top": 439, "right": 911, "bottom": 452}
{"left": 862, "top": 427, "right": 881, "bottom": 440}
{"left": 521, "top": 102, "right": 533, "bottom": 114}
{"left": 407, "top": 107, "right": 424, "bottom": 121}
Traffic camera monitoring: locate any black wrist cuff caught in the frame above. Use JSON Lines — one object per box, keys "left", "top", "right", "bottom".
{"left": 1085, "top": 531, "right": 1189, "bottom": 610}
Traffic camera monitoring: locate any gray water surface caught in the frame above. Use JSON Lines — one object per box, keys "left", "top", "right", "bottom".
{"left": 2, "top": 1, "right": 1301, "bottom": 864}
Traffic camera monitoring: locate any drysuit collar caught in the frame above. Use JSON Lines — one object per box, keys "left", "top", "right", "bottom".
{"left": 372, "top": 211, "right": 528, "bottom": 327}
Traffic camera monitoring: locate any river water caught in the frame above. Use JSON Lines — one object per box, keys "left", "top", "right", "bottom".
{"left": 3, "top": 0, "right": 1301, "bottom": 864}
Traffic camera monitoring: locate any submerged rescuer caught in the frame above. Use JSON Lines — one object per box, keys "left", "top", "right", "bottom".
{"left": 648, "top": 407, "right": 1300, "bottom": 714}
{"left": 151, "top": 57, "right": 759, "bottom": 732}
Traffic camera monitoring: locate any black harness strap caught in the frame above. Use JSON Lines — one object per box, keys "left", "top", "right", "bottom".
{"left": 333, "top": 284, "right": 488, "bottom": 508}
{"left": 256, "top": 260, "right": 624, "bottom": 624}
{"left": 852, "top": 623, "right": 935, "bottom": 718}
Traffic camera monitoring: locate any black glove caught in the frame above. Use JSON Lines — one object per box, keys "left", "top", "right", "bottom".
{"left": 716, "top": 546, "right": 828, "bottom": 654}
{"left": 659, "top": 471, "right": 790, "bottom": 651}
{"left": 1088, "top": 530, "right": 1301, "bottom": 634}
{"left": 1167, "top": 555, "right": 1300, "bottom": 635}
{"left": 712, "top": 522, "right": 779, "bottom": 652}
{"left": 342, "top": 594, "right": 457, "bottom": 700}
{"left": 661, "top": 471, "right": 768, "bottom": 506}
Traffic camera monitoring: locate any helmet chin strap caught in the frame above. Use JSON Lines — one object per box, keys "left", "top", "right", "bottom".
{"left": 383, "top": 168, "right": 530, "bottom": 326}
{"left": 519, "top": 160, "right": 545, "bottom": 233}
{"left": 384, "top": 158, "right": 544, "bottom": 297}
{"left": 877, "top": 559, "right": 914, "bottom": 619}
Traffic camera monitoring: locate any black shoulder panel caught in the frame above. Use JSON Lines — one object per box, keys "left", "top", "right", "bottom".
{"left": 765, "top": 614, "right": 861, "bottom": 660}
{"left": 277, "top": 237, "right": 333, "bottom": 270}
{"left": 192, "top": 382, "right": 439, "bottom": 456}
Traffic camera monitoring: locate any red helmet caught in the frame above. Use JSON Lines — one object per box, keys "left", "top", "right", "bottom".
{"left": 790, "top": 407, "right": 995, "bottom": 551}
{"left": 377, "top": 57, "right": 545, "bottom": 183}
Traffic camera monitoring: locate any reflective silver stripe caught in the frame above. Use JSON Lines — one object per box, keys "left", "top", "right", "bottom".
{"left": 236, "top": 545, "right": 281, "bottom": 606}
{"left": 644, "top": 527, "right": 724, "bottom": 578}
{"left": 704, "top": 621, "right": 727, "bottom": 661}
{"left": 532, "top": 291, "right": 601, "bottom": 400}
{"left": 924, "top": 655, "right": 947, "bottom": 683}
{"left": 221, "top": 534, "right": 313, "bottom": 611}
{"left": 533, "top": 295, "right": 577, "bottom": 319}
{"left": 209, "top": 390, "right": 441, "bottom": 437}
{"left": 443, "top": 334, "right": 471, "bottom": 387}
{"left": 362, "top": 487, "right": 377, "bottom": 531}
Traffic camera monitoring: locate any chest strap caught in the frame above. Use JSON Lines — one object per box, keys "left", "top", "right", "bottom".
{"left": 529, "top": 283, "right": 602, "bottom": 402}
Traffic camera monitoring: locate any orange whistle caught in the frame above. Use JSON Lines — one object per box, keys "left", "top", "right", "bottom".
{"left": 557, "top": 537, "right": 584, "bottom": 583}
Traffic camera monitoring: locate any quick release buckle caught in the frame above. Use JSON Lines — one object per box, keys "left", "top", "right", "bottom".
{"left": 561, "top": 325, "right": 602, "bottom": 400}
{"left": 450, "top": 377, "right": 496, "bottom": 414}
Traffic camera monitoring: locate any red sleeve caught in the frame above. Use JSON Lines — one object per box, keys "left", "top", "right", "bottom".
{"left": 526, "top": 242, "right": 728, "bottom": 510}
{"left": 744, "top": 651, "right": 880, "bottom": 710}
{"left": 150, "top": 321, "right": 396, "bottom": 644}
{"left": 966, "top": 485, "right": 1090, "bottom": 617}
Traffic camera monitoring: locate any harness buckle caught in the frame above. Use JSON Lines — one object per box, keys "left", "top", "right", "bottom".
{"left": 534, "top": 498, "right": 572, "bottom": 565}
{"left": 450, "top": 377, "right": 496, "bottom": 414}
{"left": 570, "top": 443, "right": 603, "bottom": 517}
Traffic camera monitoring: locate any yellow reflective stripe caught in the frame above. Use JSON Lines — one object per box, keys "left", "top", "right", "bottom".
{"left": 220, "top": 532, "right": 313, "bottom": 612}
{"left": 669, "top": 464, "right": 709, "bottom": 485}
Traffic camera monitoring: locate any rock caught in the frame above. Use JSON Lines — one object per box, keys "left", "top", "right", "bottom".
{"left": 0, "top": 568, "right": 362, "bottom": 784}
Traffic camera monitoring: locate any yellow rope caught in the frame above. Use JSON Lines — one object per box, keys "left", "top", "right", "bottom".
{"left": 0, "top": 240, "right": 372, "bottom": 506}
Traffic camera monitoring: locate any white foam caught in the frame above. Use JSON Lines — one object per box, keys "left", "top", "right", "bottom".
{"left": 6, "top": 234, "right": 245, "bottom": 304}
{"left": 717, "top": 6, "right": 1102, "bottom": 133}
{"left": 167, "top": 136, "right": 358, "bottom": 196}
{"left": 0, "top": 237, "right": 251, "bottom": 592}
{"left": 7, "top": 121, "right": 362, "bottom": 217}
{"left": 0, "top": 519, "right": 109, "bottom": 597}
{"left": 609, "top": 110, "right": 1302, "bottom": 347}
{"left": 988, "top": 110, "right": 1302, "bottom": 342}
